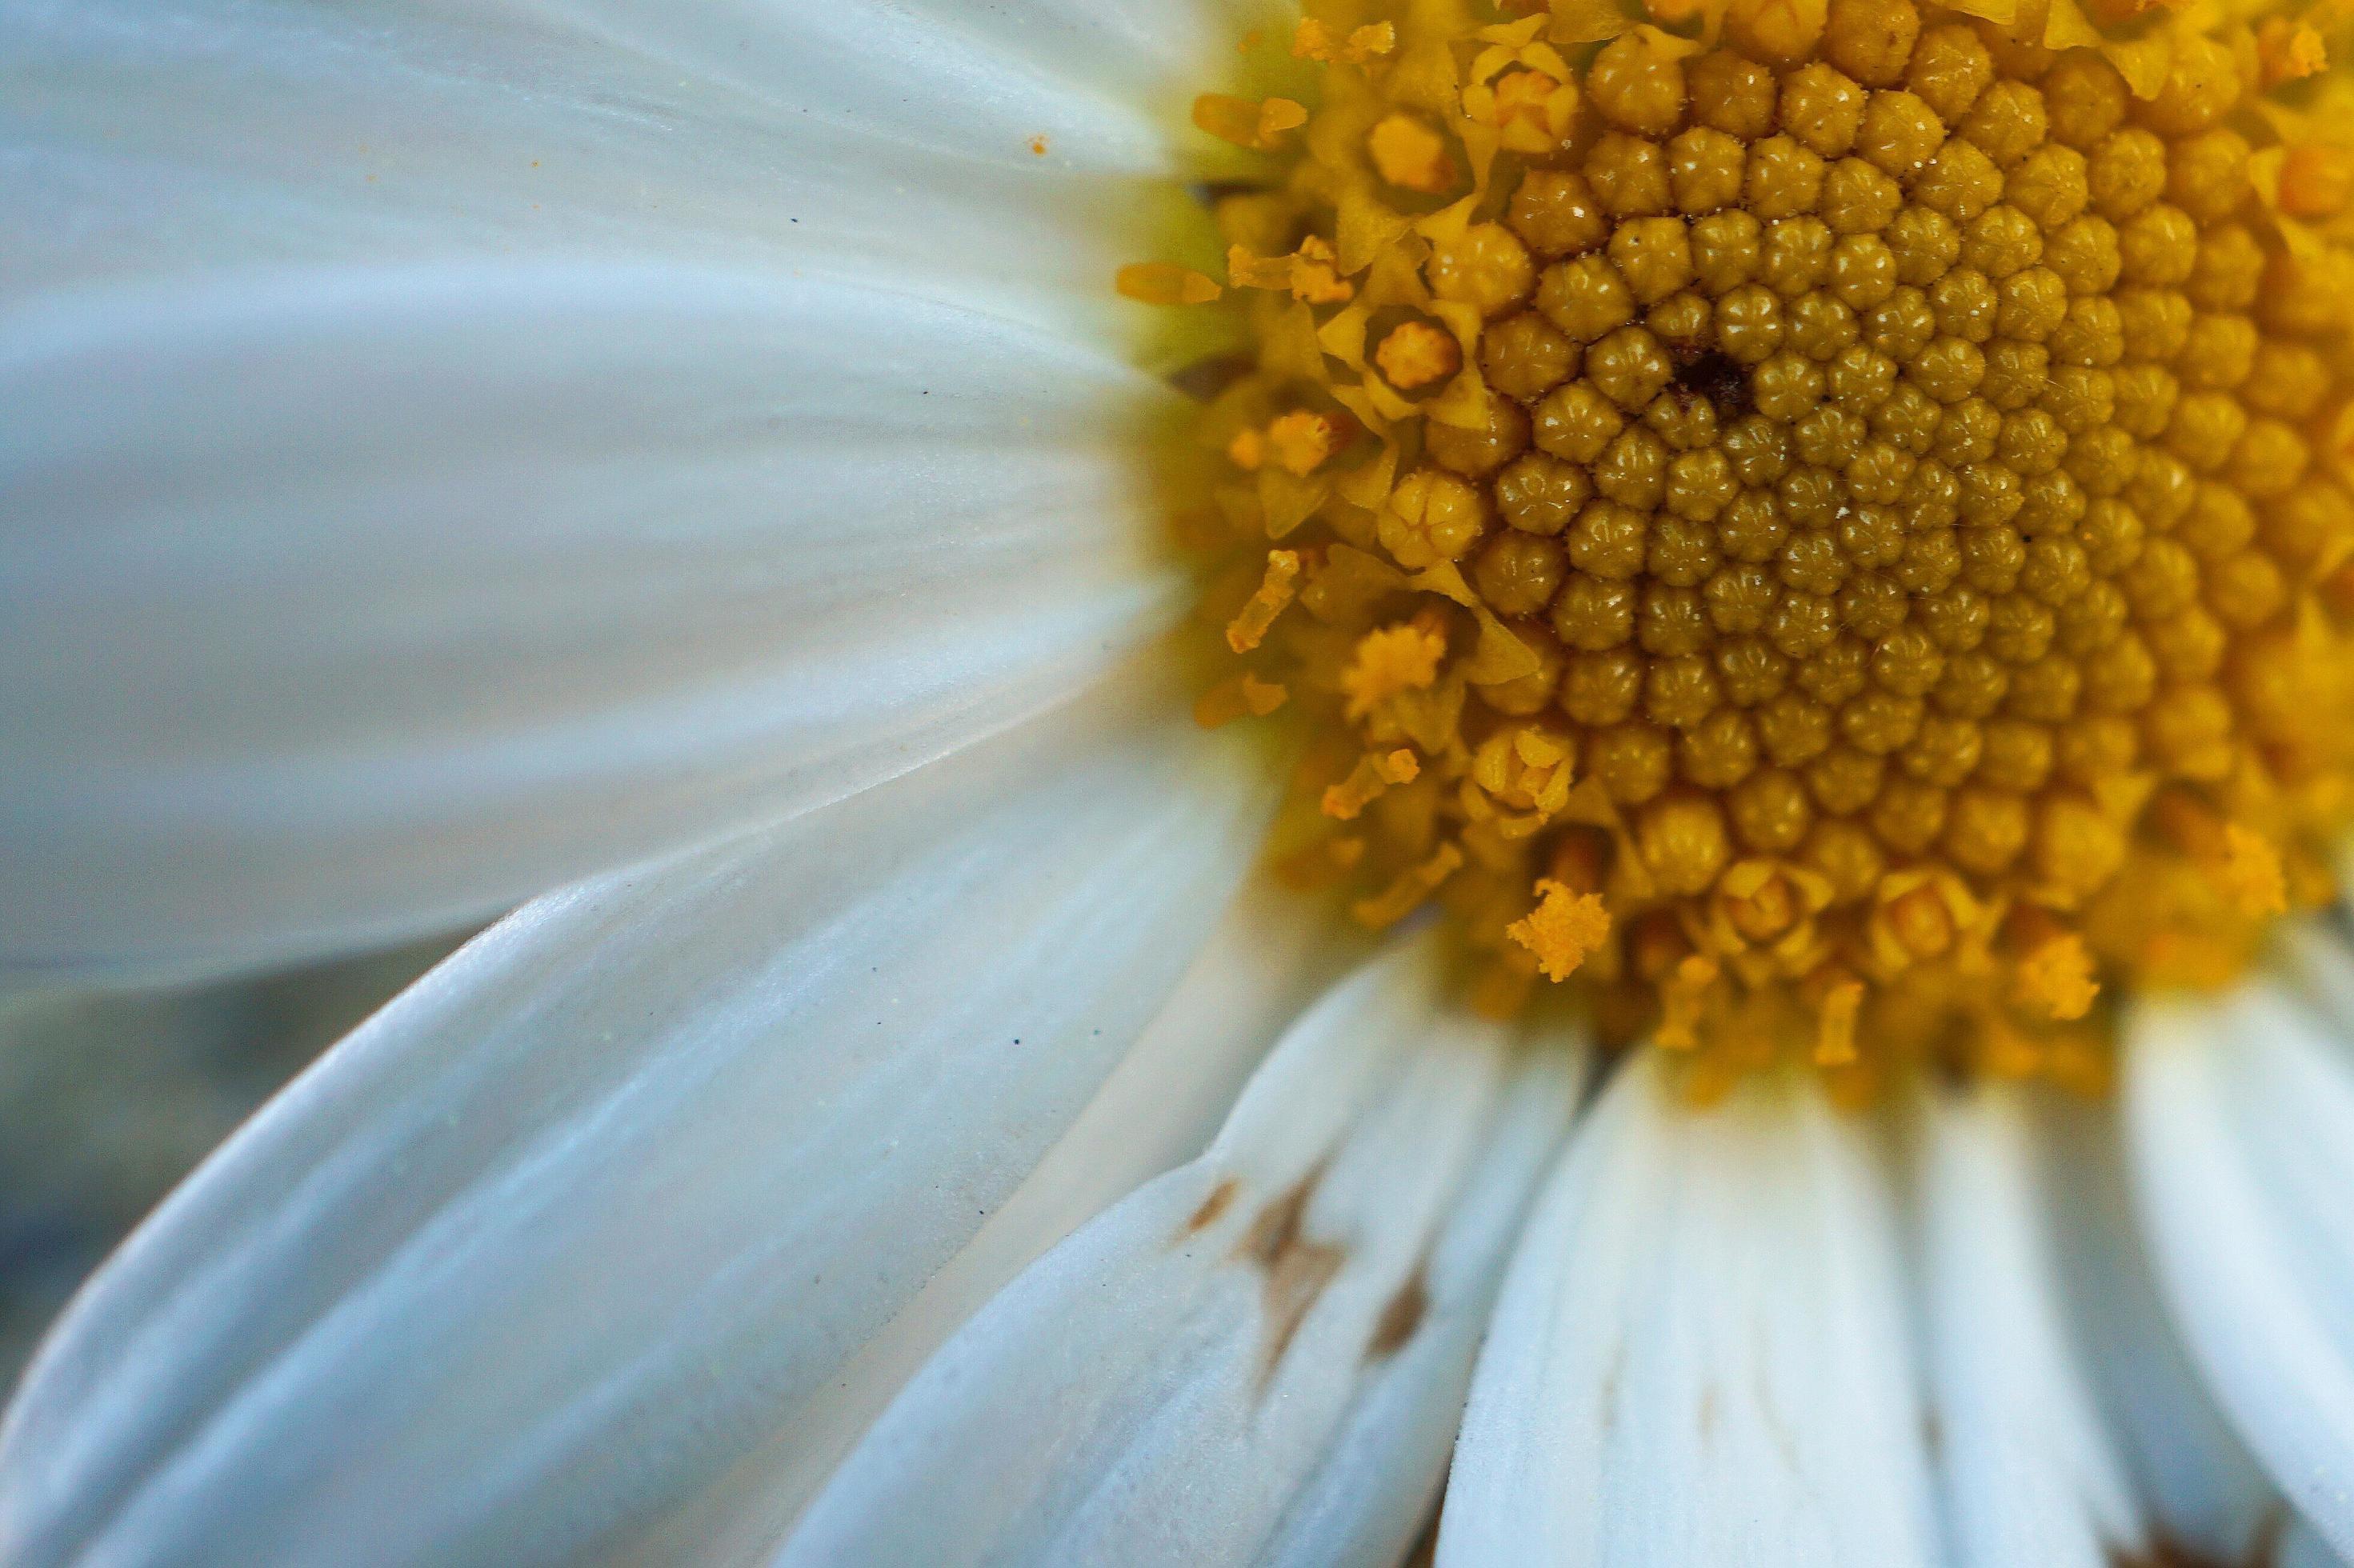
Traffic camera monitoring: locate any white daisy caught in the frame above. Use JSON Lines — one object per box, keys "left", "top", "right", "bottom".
{"left": 6, "top": 0, "right": 2354, "bottom": 1564}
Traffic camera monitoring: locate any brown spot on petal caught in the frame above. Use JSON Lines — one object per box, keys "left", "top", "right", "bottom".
{"left": 1180, "top": 1177, "right": 1239, "bottom": 1238}
{"left": 1236, "top": 1168, "right": 1347, "bottom": 1382}
{"left": 1367, "top": 1265, "right": 1429, "bottom": 1358}
{"left": 2109, "top": 1513, "right": 2286, "bottom": 1568}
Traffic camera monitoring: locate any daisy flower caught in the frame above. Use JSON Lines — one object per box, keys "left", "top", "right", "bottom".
{"left": 8, "top": 0, "right": 2354, "bottom": 1562}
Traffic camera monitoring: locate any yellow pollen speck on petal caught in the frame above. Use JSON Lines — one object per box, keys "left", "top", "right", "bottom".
{"left": 1322, "top": 747, "right": 1421, "bottom": 819}
{"left": 1367, "top": 113, "right": 1456, "bottom": 194}
{"left": 2016, "top": 935, "right": 2100, "bottom": 1022}
{"left": 1508, "top": 879, "right": 1612, "bottom": 981}
{"left": 1194, "top": 672, "right": 1289, "bottom": 729}
{"left": 1341, "top": 621, "right": 1445, "bottom": 719}
{"left": 1374, "top": 320, "right": 1461, "bottom": 390}
{"left": 1227, "top": 549, "right": 1303, "bottom": 653}
{"left": 1115, "top": 262, "right": 1220, "bottom": 306}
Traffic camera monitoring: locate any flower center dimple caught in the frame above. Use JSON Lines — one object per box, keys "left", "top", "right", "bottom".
{"left": 1130, "top": 0, "right": 2354, "bottom": 1097}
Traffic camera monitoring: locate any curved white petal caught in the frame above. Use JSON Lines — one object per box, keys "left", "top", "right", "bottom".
{"left": 623, "top": 879, "right": 1352, "bottom": 1565}
{"left": 1916, "top": 1084, "right": 2141, "bottom": 1566}
{"left": 0, "top": 674, "right": 1271, "bottom": 1568}
{"left": 2037, "top": 1094, "right": 2277, "bottom": 1561}
{"left": 2, "top": 1, "right": 1232, "bottom": 334}
{"left": 1439, "top": 1057, "right": 1939, "bottom": 1568}
{"left": 778, "top": 939, "right": 1583, "bottom": 1568}
{"left": 2126, "top": 974, "right": 2354, "bottom": 1559}
{"left": 2288, "top": 1514, "right": 2354, "bottom": 1568}
{"left": 1, "top": 266, "right": 1191, "bottom": 983}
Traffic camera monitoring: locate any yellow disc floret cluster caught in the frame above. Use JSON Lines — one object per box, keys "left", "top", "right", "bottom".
{"left": 1131, "top": 0, "right": 2354, "bottom": 1095}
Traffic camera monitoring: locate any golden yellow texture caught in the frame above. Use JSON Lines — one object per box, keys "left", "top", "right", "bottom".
{"left": 1154, "top": 0, "right": 2354, "bottom": 1095}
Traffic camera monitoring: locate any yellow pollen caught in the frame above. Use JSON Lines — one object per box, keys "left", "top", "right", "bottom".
{"left": 1352, "top": 842, "right": 1465, "bottom": 929}
{"left": 2016, "top": 934, "right": 2100, "bottom": 1022}
{"left": 1374, "top": 320, "right": 1463, "bottom": 390}
{"left": 1341, "top": 620, "right": 1447, "bottom": 719}
{"left": 1812, "top": 977, "right": 1865, "bottom": 1066}
{"left": 1323, "top": 747, "right": 1422, "bottom": 820}
{"left": 1367, "top": 113, "right": 1457, "bottom": 194}
{"left": 2220, "top": 823, "right": 2291, "bottom": 918}
{"left": 1292, "top": 18, "right": 1395, "bottom": 63}
{"left": 1192, "top": 93, "right": 1309, "bottom": 150}
{"left": 1159, "top": 0, "right": 2354, "bottom": 1086}
{"left": 2258, "top": 18, "right": 2329, "bottom": 86}
{"left": 1195, "top": 672, "right": 1289, "bottom": 729}
{"left": 1114, "top": 262, "right": 1219, "bottom": 306}
{"left": 1509, "top": 878, "right": 1614, "bottom": 980}
{"left": 1227, "top": 549, "right": 1303, "bottom": 653}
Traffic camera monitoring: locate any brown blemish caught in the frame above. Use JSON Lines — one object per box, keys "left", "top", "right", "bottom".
{"left": 1181, "top": 1178, "right": 1239, "bottom": 1238}
{"left": 1367, "top": 1265, "right": 1429, "bottom": 1359}
{"left": 2109, "top": 1510, "right": 2285, "bottom": 1568}
{"left": 1236, "top": 1168, "right": 1347, "bottom": 1382}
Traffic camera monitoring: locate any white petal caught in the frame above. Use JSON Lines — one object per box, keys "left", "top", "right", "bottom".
{"left": 624, "top": 878, "right": 1351, "bottom": 1564}
{"left": 1916, "top": 1084, "right": 2141, "bottom": 1566}
{"left": 3, "top": 1, "right": 1228, "bottom": 334}
{"left": 1439, "top": 1057, "right": 1940, "bottom": 1568}
{"left": 2126, "top": 974, "right": 2354, "bottom": 1559}
{"left": 777, "top": 938, "right": 1583, "bottom": 1568}
{"left": 2288, "top": 1514, "right": 2354, "bottom": 1568}
{"left": 0, "top": 674, "right": 1271, "bottom": 1568}
{"left": 2037, "top": 1093, "right": 2277, "bottom": 1561}
{"left": 0, "top": 266, "right": 1189, "bottom": 983}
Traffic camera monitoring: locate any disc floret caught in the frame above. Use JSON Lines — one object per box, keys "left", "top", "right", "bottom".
{"left": 1145, "top": 0, "right": 2354, "bottom": 1094}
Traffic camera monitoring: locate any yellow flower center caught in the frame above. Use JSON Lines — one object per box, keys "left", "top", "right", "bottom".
{"left": 1133, "top": 0, "right": 2354, "bottom": 1098}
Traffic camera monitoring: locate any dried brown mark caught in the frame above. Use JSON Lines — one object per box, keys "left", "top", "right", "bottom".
{"left": 1236, "top": 1168, "right": 1347, "bottom": 1382}
{"left": 1181, "top": 1177, "right": 1239, "bottom": 1238}
{"left": 2111, "top": 1510, "right": 2286, "bottom": 1568}
{"left": 1367, "top": 1265, "right": 1429, "bottom": 1359}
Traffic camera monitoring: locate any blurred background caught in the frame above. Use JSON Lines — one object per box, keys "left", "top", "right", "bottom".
{"left": 0, "top": 936, "right": 462, "bottom": 1390}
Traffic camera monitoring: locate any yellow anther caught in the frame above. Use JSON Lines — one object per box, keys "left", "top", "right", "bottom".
{"left": 1342, "top": 621, "right": 1447, "bottom": 719}
{"left": 1657, "top": 953, "right": 1724, "bottom": 1050}
{"left": 1227, "top": 550, "right": 1303, "bottom": 654}
{"left": 2016, "top": 934, "right": 2100, "bottom": 1022}
{"left": 1115, "top": 262, "right": 1220, "bottom": 306}
{"left": 1482, "top": 69, "right": 1575, "bottom": 155}
{"left": 1192, "top": 93, "right": 1308, "bottom": 150}
{"left": 1291, "top": 18, "right": 1394, "bottom": 63}
{"left": 1508, "top": 878, "right": 1613, "bottom": 981}
{"left": 2218, "top": 823, "right": 2289, "bottom": 918}
{"left": 1264, "top": 410, "right": 1347, "bottom": 476}
{"left": 1351, "top": 842, "right": 1464, "bottom": 929}
{"left": 2258, "top": 18, "right": 2328, "bottom": 88}
{"left": 1322, "top": 747, "right": 1421, "bottom": 820}
{"left": 1227, "top": 238, "right": 1353, "bottom": 303}
{"left": 1193, "top": 672, "right": 1289, "bottom": 728}
{"left": 1374, "top": 321, "right": 1462, "bottom": 390}
{"left": 1367, "top": 113, "right": 1457, "bottom": 195}
{"left": 1812, "top": 977, "right": 1864, "bottom": 1066}
{"left": 2280, "top": 145, "right": 2354, "bottom": 218}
